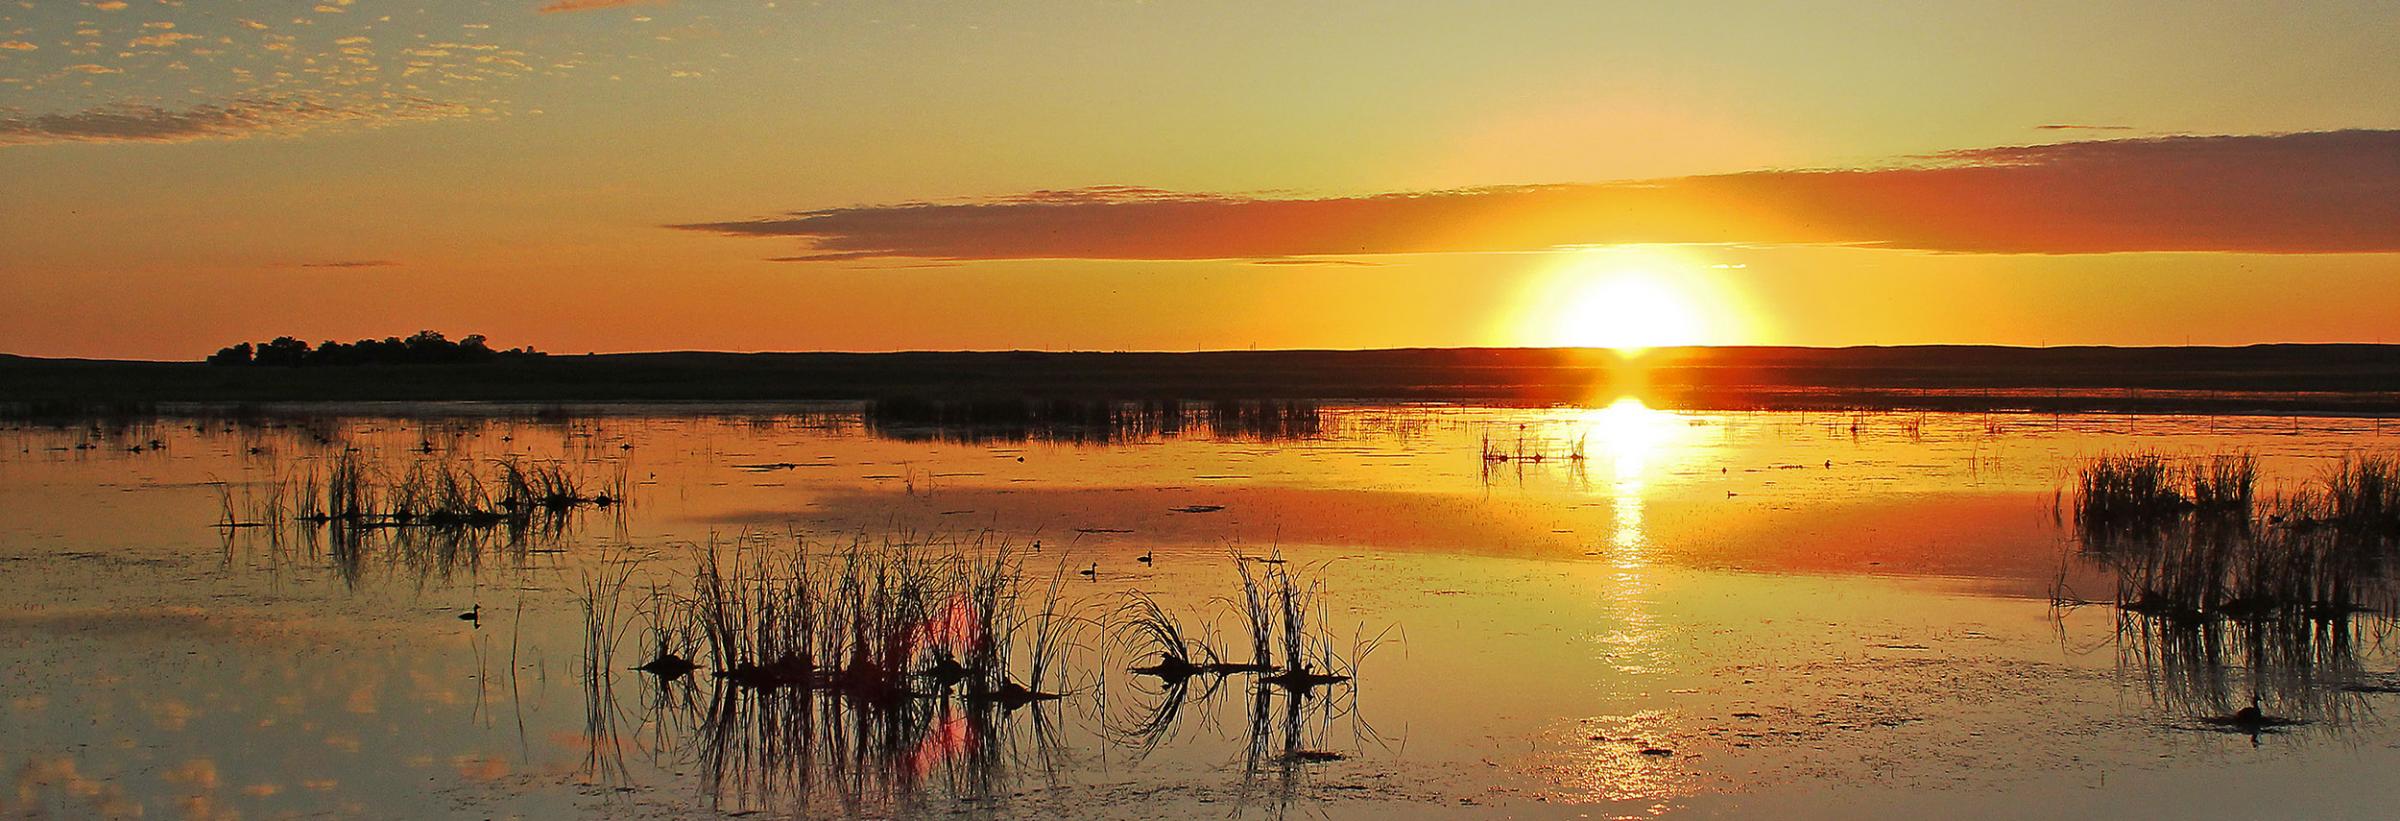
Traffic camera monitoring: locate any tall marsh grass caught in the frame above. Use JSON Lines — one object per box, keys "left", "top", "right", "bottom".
{"left": 277, "top": 453, "right": 622, "bottom": 531}
{"left": 2072, "top": 451, "right": 2400, "bottom": 623}
{"left": 678, "top": 532, "right": 1083, "bottom": 705}
{"left": 1119, "top": 553, "right": 1384, "bottom": 686}
{"left": 2074, "top": 452, "right": 2256, "bottom": 526}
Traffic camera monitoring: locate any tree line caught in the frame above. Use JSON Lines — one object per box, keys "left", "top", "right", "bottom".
{"left": 206, "top": 331, "right": 544, "bottom": 366}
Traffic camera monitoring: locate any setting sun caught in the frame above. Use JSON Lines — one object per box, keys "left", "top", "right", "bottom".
{"left": 1518, "top": 248, "right": 1748, "bottom": 354}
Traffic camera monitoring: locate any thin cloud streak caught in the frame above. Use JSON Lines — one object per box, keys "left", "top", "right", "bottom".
{"left": 675, "top": 130, "right": 2400, "bottom": 259}
{"left": 297, "top": 260, "right": 400, "bottom": 269}
{"left": 1249, "top": 258, "right": 1385, "bottom": 267}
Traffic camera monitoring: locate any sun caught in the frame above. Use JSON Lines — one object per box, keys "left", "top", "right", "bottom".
{"left": 1517, "top": 247, "right": 1742, "bottom": 355}
{"left": 1551, "top": 273, "right": 1705, "bottom": 354}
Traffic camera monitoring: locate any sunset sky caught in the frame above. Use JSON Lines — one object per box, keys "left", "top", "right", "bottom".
{"left": 2, "top": 0, "right": 2396, "bottom": 359}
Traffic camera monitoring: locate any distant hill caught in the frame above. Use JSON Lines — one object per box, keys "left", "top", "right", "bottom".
{"left": 4, "top": 345, "right": 2399, "bottom": 415}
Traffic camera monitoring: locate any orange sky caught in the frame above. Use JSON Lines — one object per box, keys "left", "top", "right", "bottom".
{"left": 1, "top": 1, "right": 2396, "bottom": 359}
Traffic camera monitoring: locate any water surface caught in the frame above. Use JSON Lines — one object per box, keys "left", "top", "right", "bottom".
{"left": 5, "top": 403, "right": 2399, "bottom": 819}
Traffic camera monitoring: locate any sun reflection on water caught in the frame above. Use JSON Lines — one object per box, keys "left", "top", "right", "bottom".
{"left": 1573, "top": 396, "right": 1694, "bottom": 566}
{"left": 1559, "top": 397, "right": 1710, "bottom": 805}
{"left": 1555, "top": 397, "right": 1704, "bottom": 690}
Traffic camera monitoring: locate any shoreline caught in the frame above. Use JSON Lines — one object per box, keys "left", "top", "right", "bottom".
{"left": 7, "top": 344, "right": 2400, "bottom": 416}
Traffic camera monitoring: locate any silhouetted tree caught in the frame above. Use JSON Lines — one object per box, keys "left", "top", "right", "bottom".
{"left": 205, "top": 342, "right": 253, "bottom": 366}
{"left": 203, "top": 331, "right": 542, "bottom": 367}
{"left": 254, "top": 336, "right": 312, "bottom": 367}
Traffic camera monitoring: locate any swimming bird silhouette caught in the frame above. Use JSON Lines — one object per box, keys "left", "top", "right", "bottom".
{"left": 1137, "top": 551, "right": 1154, "bottom": 565}
{"left": 459, "top": 604, "right": 480, "bottom": 624}
{"left": 1078, "top": 563, "right": 1097, "bottom": 578}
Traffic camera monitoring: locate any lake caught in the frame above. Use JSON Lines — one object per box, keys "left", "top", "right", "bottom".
{"left": 4, "top": 401, "right": 2398, "bottom": 819}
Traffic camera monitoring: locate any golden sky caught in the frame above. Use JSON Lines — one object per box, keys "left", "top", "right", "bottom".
{"left": 2, "top": 1, "right": 2396, "bottom": 358}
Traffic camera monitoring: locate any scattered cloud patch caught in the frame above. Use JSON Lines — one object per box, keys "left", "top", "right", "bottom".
{"left": 537, "top": 0, "right": 662, "bottom": 13}
{"left": 676, "top": 130, "right": 2400, "bottom": 259}
{"left": 0, "top": 96, "right": 471, "bottom": 146}
{"left": 128, "top": 31, "right": 199, "bottom": 48}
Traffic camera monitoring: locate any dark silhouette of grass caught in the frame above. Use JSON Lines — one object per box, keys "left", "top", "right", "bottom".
{"left": 2074, "top": 452, "right": 2256, "bottom": 527}
{"left": 674, "top": 532, "right": 1086, "bottom": 706}
{"left": 1120, "top": 591, "right": 1222, "bottom": 679}
{"left": 273, "top": 453, "right": 621, "bottom": 535}
{"left": 2067, "top": 451, "right": 2400, "bottom": 735}
{"left": 1116, "top": 553, "right": 1383, "bottom": 687}
{"left": 2071, "top": 451, "right": 2400, "bottom": 622}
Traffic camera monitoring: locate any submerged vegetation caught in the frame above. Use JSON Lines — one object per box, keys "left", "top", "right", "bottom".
{"left": 865, "top": 397, "right": 1321, "bottom": 443}
{"left": 1479, "top": 425, "right": 1587, "bottom": 465}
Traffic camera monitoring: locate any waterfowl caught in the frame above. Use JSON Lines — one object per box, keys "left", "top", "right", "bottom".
{"left": 1137, "top": 551, "right": 1153, "bottom": 565}
{"left": 458, "top": 604, "right": 480, "bottom": 623}
{"left": 635, "top": 641, "right": 698, "bottom": 679}
{"left": 1078, "top": 563, "right": 1097, "bottom": 578}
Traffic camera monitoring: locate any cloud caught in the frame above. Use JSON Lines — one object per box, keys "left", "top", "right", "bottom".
{"left": 674, "top": 130, "right": 2400, "bottom": 259}
{"left": 2034, "top": 124, "right": 2133, "bottom": 131}
{"left": 297, "top": 260, "right": 398, "bottom": 269}
{"left": 536, "top": 0, "right": 661, "bottom": 12}
{"left": 128, "top": 31, "right": 200, "bottom": 48}
{"left": 0, "top": 96, "right": 470, "bottom": 146}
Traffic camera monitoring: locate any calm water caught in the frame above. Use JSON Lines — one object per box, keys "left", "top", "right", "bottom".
{"left": 5, "top": 403, "right": 2400, "bottom": 819}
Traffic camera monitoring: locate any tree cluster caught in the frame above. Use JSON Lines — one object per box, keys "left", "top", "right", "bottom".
{"left": 205, "top": 331, "right": 543, "bottom": 367}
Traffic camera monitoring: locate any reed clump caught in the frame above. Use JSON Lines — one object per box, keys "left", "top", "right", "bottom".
{"left": 677, "top": 532, "right": 1079, "bottom": 708}
{"left": 1119, "top": 591, "right": 1233, "bottom": 679}
{"left": 1119, "top": 553, "right": 1383, "bottom": 688}
{"left": 2074, "top": 452, "right": 2400, "bottom": 625}
{"left": 281, "top": 453, "right": 622, "bottom": 533}
{"left": 2272, "top": 456, "right": 2400, "bottom": 534}
{"left": 2074, "top": 452, "right": 2256, "bottom": 526}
